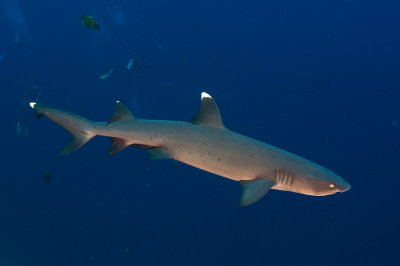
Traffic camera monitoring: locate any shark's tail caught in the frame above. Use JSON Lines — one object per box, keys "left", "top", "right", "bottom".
{"left": 30, "top": 102, "right": 97, "bottom": 155}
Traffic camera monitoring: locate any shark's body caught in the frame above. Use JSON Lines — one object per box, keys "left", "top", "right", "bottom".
{"left": 30, "top": 92, "right": 350, "bottom": 205}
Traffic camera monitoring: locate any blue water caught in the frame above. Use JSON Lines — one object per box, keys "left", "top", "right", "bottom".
{"left": 1, "top": 0, "right": 399, "bottom": 265}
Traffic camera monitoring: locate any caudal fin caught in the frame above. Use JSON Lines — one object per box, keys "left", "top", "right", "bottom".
{"left": 30, "top": 102, "right": 96, "bottom": 154}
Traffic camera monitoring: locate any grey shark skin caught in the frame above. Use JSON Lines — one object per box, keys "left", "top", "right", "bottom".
{"left": 30, "top": 92, "right": 350, "bottom": 206}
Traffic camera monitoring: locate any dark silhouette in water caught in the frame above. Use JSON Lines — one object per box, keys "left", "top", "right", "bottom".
{"left": 311, "top": 80, "right": 328, "bottom": 89}
{"left": 41, "top": 170, "right": 52, "bottom": 183}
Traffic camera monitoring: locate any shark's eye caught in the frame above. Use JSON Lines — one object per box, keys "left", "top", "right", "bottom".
{"left": 329, "top": 184, "right": 335, "bottom": 189}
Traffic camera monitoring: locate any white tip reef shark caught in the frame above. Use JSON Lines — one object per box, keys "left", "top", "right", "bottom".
{"left": 30, "top": 92, "right": 350, "bottom": 206}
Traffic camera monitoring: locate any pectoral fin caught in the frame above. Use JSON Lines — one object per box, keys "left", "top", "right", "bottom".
{"left": 239, "top": 179, "right": 275, "bottom": 206}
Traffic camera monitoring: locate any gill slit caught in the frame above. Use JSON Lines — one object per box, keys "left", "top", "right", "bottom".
{"left": 275, "top": 169, "right": 293, "bottom": 186}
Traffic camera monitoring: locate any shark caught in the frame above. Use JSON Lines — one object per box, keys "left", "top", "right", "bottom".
{"left": 30, "top": 92, "right": 350, "bottom": 206}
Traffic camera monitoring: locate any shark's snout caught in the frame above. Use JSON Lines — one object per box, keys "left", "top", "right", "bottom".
{"left": 339, "top": 181, "right": 351, "bottom": 193}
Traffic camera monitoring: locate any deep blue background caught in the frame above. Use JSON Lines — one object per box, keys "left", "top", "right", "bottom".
{"left": 1, "top": 0, "right": 399, "bottom": 265}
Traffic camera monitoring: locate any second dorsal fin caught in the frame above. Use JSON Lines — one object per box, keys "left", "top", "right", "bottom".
{"left": 190, "top": 92, "right": 224, "bottom": 128}
{"left": 107, "top": 101, "right": 135, "bottom": 124}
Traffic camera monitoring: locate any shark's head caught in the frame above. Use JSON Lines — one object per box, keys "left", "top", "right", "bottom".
{"left": 298, "top": 175, "right": 350, "bottom": 196}
{"left": 289, "top": 164, "right": 351, "bottom": 196}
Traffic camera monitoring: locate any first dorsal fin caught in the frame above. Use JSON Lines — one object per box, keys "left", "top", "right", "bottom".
{"left": 107, "top": 101, "right": 135, "bottom": 124}
{"left": 190, "top": 92, "right": 224, "bottom": 128}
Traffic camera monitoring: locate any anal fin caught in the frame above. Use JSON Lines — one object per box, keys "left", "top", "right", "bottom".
{"left": 239, "top": 179, "right": 275, "bottom": 206}
{"left": 108, "top": 137, "right": 129, "bottom": 155}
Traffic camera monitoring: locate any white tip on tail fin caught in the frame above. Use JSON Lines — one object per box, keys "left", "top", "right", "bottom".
{"left": 201, "top": 92, "right": 212, "bottom": 99}
{"left": 30, "top": 102, "right": 96, "bottom": 154}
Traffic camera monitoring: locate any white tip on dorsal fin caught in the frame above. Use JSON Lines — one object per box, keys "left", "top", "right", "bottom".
{"left": 29, "top": 102, "right": 36, "bottom": 109}
{"left": 201, "top": 92, "right": 212, "bottom": 99}
{"left": 190, "top": 91, "right": 224, "bottom": 128}
{"left": 107, "top": 101, "right": 135, "bottom": 124}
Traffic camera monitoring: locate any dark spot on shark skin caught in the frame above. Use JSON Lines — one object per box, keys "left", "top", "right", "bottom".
{"left": 150, "top": 136, "right": 153, "bottom": 140}
{"left": 218, "top": 158, "right": 221, "bottom": 162}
